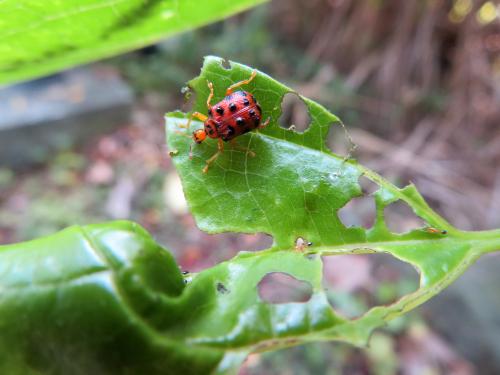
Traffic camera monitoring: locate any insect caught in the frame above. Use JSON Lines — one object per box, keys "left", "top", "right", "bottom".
{"left": 424, "top": 227, "right": 448, "bottom": 235}
{"left": 295, "top": 237, "right": 313, "bottom": 252}
{"left": 185, "top": 70, "right": 270, "bottom": 173}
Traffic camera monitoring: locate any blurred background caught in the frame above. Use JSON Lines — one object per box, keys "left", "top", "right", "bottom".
{"left": 0, "top": 0, "right": 499, "bottom": 373}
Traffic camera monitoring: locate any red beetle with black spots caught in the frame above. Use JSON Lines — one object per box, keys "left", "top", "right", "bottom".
{"left": 185, "top": 70, "right": 270, "bottom": 173}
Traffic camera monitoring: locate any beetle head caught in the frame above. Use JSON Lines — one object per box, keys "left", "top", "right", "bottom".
{"left": 192, "top": 129, "right": 207, "bottom": 144}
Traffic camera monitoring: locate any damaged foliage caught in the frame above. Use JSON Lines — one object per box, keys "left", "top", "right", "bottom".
{"left": 0, "top": 57, "right": 498, "bottom": 375}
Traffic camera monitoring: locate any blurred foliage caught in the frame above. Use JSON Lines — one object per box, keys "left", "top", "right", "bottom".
{"left": 114, "top": 6, "right": 321, "bottom": 92}
{"left": 0, "top": 0, "right": 268, "bottom": 85}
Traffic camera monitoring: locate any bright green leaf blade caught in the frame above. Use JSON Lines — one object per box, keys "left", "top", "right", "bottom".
{"left": 0, "top": 0, "right": 267, "bottom": 86}
{"left": 165, "top": 56, "right": 500, "bottom": 354}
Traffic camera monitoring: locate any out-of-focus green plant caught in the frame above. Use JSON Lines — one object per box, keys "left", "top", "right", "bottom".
{"left": 0, "top": 0, "right": 267, "bottom": 85}
{"left": 113, "top": 5, "right": 300, "bottom": 95}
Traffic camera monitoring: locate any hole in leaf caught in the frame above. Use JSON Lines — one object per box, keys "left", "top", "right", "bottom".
{"left": 177, "top": 232, "right": 273, "bottom": 273}
{"left": 279, "top": 93, "right": 311, "bottom": 133}
{"left": 258, "top": 272, "right": 313, "bottom": 304}
{"left": 326, "top": 120, "right": 355, "bottom": 157}
{"left": 358, "top": 175, "right": 379, "bottom": 195}
{"left": 322, "top": 254, "right": 419, "bottom": 319}
{"left": 180, "top": 85, "right": 195, "bottom": 113}
{"left": 338, "top": 196, "right": 376, "bottom": 229}
{"left": 384, "top": 200, "right": 425, "bottom": 233}
{"left": 234, "top": 233, "right": 274, "bottom": 252}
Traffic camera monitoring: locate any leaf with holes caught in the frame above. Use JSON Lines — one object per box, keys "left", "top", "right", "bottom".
{"left": 2, "top": 57, "right": 497, "bottom": 375}
{"left": 165, "top": 56, "right": 500, "bottom": 370}
{"left": 0, "top": 0, "right": 267, "bottom": 86}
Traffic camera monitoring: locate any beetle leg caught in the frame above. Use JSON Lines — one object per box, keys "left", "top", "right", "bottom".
{"left": 184, "top": 112, "right": 209, "bottom": 158}
{"left": 258, "top": 117, "right": 270, "bottom": 129}
{"left": 174, "top": 131, "right": 192, "bottom": 138}
{"left": 184, "top": 111, "right": 208, "bottom": 131}
{"left": 230, "top": 139, "right": 255, "bottom": 157}
{"left": 203, "top": 138, "right": 224, "bottom": 173}
{"left": 206, "top": 81, "right": 214, "bottom": 108}
{"left": 225, "top": 70, "right": 257, "bottom": 96}
{"left": 255, "top": 117, "right": 270, "bottom": 134}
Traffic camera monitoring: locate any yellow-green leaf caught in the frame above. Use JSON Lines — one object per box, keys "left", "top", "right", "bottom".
{"left": 0, "top": 0, "right": 267, "bottom": 86}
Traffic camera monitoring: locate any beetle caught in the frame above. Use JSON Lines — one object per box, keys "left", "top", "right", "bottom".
{"left": 185, "top": 70, "right": 270, "bottom": 173}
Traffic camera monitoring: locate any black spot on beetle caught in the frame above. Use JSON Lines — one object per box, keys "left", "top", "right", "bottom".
{"left": 217, "top": 282, "right": 230, "bottom": 294}
{"left": 236, "top": 117, "right": 245, "bottom": 126}
{"left": 249, "top": 109, "right": 256, "bottom": 117}
{"left": 243, "top": 98, "right": 250, "bottom": 106}
{"left": 227, "top": 125, "right": 235, "bottom": 135}
{"left": 254, "top": 117, "right": 260, "bottom": 126}
{"left": 229, "top": 102, "right": 237, "bottom": 112}
{"left": 216, "top": 106, "right": 224, "bottom": 115}
{"left": 240, "top": 91, "right": 248, "bottom": 97}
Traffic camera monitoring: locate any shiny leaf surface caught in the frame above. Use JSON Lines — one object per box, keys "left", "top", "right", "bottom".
{"left": 0, "top": 221, "right": 224, "bottom": 374}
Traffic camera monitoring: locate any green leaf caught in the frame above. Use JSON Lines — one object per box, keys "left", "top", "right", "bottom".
{"left": 0, "top": 221, "right": 225, "bottom": 375}
{"left": 0, "top": 0, "right": 267, "bottom": 86}
{"left": 165, "top": 56, "right": 500, "bottom": 366}
{"left": 2, "top": 57, "right": 499, "bottom": 375}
